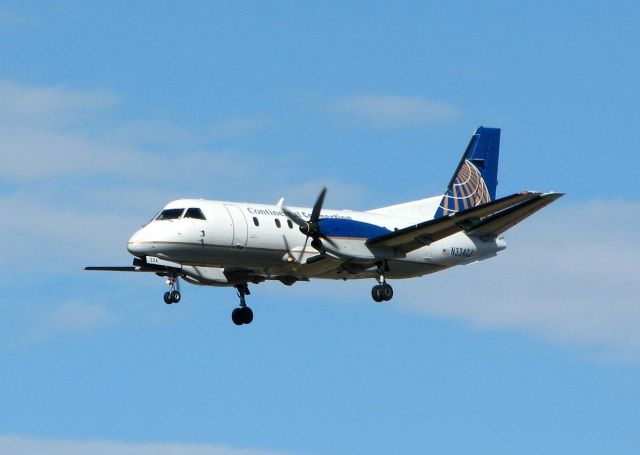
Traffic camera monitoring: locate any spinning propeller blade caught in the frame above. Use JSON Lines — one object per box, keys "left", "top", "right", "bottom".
{"left": 310, "top": 187, "right": 326, "bottom": 222}
{"left": 282, "top": 235, "right": 309, "bottom": 271}
{"left": 281, "top": 206, "right": 306, "bottom": 227}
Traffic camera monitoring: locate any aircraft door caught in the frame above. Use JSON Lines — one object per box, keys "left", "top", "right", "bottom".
{"left": 224, "top": 204, "right": 248, "bottom": 249}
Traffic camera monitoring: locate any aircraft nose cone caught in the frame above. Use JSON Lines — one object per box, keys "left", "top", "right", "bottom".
{"left": 127, "top": 241, "right": 146, "bottom": 257}
{"left": 127, "top": 229, "right": 149, "bottom": 257}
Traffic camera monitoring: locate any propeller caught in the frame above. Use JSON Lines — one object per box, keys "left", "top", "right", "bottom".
{"left": 282, "top": 235, "right": 309, "bottom": 271}
{"left": 282, "top": 187, "right": 337, "bottom": 254}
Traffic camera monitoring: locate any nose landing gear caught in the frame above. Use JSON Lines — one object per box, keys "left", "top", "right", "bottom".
{"left": 163, "top": 274, "right": 181, "bottom": 304}
{"left": 232, "top": 283, "right": 254, "bottom": 325}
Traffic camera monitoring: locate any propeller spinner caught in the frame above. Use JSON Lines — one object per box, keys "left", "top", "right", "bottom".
{"left": 282, "top": 187, "right": 337, "bottom": 254}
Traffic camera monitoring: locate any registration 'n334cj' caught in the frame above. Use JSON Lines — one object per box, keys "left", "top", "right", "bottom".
{"left": 444, "top": 247, "right": 474, "bottom": 258}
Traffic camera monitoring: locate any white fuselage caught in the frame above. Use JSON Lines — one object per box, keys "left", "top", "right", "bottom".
{"left": 127, "top": 198, "right": 506, "bottom": 286}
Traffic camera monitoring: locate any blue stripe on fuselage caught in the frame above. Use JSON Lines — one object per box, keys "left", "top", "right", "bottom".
{"left": 318, "top": 218, "right": 391, "bottom": 239}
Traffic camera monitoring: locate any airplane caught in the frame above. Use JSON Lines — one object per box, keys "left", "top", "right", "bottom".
{"left": 86, "top": 127, "right": 563, "bottom": 325}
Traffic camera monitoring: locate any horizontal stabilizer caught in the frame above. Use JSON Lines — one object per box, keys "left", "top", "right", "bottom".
{"left": 85, "top": 257, "right": 182, "bottom": 273}
{"left": 466, "top": 192, "right": 564, "bottom": 237}
{"left": 366, "top": 192, "right": 542, "bottom": 253}
{"left": 84, "top": 266, "right": 142, "bottom": 272}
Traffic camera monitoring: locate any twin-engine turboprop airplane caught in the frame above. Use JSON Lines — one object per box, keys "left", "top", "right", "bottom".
{"left": 86, "top": 127, "right": 562, "bottom": 325}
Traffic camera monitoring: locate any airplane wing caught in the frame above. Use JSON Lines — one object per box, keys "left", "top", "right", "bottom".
{"left": 217, "top": 254, "right": 347, "bottom": 285}
{"left": 366, "top": 192, "right": 559, "bottom": 254}
{"left": 294, "top": 253, "right": 347, "bottom": 277}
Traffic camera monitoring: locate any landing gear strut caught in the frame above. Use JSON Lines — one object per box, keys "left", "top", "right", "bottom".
{"left": 371, "top": 262, "right": 393, "bottom": 302}
{"left": 232, "top": 283, "right": 254, "bottom": 325}
{"left": 163, "top": 273, "right": 181, "bottom": 304}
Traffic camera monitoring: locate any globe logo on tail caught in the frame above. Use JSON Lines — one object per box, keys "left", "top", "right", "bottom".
{"left": 436, "top": 159, "right": 490, "bottom": 217}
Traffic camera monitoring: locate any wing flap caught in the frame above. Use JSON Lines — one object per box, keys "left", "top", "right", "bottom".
{"left": 366, "top": 192, "right": 549, "bottom": 253}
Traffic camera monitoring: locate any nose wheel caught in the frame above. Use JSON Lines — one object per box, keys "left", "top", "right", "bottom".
{"left": 232, "top": 283, "right": 254, "bottom": 325}
{"left": 371, "top": 262, "right": 393, "bottom": 302}
{"left": 163, "top": 274, "right": 181, "bottom": 304}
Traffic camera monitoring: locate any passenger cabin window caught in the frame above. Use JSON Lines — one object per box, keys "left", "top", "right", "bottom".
{"left": 275, "top": 219, "right": 281, "bottom": 228}
{"left": 287, "top": 219, "right": 293, "bottom": 229}
{"left": 156, "top": 208, "right": 184, "bottom": 220}
{"left": 253, "top": 217, "right": 259, "bottom": 226}
{"left": 184, "top": 207, "right": 206, "bottom": 220}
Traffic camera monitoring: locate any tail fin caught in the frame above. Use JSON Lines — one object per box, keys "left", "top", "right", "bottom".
{"left": 435, "top": 126, "right": 500, "bottom": 218}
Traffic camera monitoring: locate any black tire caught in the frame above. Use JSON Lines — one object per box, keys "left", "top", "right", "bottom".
{"left": 231, "top": 308, "right": 243, "bottom": 325}
{"left": 382, "top": 284, "right": 394, "bottom": 301}
{"left": 242, "top": 306, "right": 254, "bottom": 324}
{"left": 171, "top": 290, "right": 181, "bottom": 303}
{"left": 371, "top": 285, "right": 384, "bottom": 302}
{"left": 163, "top": 292, "right": 173, "bottom": 304}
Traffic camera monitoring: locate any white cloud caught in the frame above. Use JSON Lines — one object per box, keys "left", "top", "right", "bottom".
{"left": 0, "top": 191, "right": 136, "bottom": 267}
{"left": 0, "top": 80, "right": 267, "bottom": 185}
{"left": 338, "top": 94, "right": 459, "bottom": 127}
{"left": 397, "top": 201, "right": 640, "bottom": 359}
{"left": 0, "top": 124, "right": 256, "bottom": 184}
{"left": 0, "top": 435, "right": 296, "bottom": 455}
{"left": 0, "top": 80, "right": 118, "bottom": 128}
{"left": 0, "top": 128, "right": 133, "bottom": 182}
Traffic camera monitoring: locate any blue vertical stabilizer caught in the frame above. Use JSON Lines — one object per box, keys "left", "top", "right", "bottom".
{"left": 435, "top": 127, "right": 500, "bottom": 218}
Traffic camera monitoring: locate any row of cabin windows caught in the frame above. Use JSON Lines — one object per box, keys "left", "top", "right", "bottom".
{"left": 156, "top": 207, "right": 206, "bottom": 221}
{"left": 252, "top": 217, "right": 294, "bottom": 229}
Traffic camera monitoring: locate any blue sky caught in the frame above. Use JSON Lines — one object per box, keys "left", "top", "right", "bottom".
{"left": 1, "top": 1, "right": 639, "bottom": 454}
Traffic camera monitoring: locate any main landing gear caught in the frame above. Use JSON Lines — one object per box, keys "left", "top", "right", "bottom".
{"left": 231, "top": 283, "right": 254, "bottom": 325}
{"left": 371, "top": 263, "right": 394, "bottom": 302}
{"left": 163, "top": 274, "right": 181, "bottom": 304}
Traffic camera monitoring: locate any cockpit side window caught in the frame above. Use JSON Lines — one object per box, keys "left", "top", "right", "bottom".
{"left": 156, "top": 208, "right": 185, "bottom": 220}
{"left": 184, "top": 207, "right": 206, "bottom": 220}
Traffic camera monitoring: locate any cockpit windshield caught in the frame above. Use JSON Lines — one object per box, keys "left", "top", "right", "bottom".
{"left": 184, "top": 208, "right": 206, "bottom": 220}
{"left": 156, "top": 208, "right": 185, "bottom": 220}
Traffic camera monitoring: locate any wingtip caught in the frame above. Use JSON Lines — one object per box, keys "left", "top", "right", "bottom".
{"left": 518, "top": 191, "right": 565, "bottom": 199}
{"left": 542, "top": 191, "right": 565, "bottom": 199}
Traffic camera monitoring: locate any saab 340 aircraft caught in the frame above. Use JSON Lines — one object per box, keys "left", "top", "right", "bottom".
{"left": 86, "top": 127, "right": 562, "bottom": 325}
